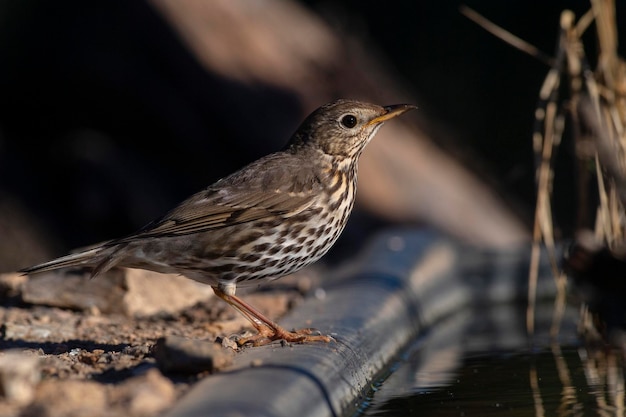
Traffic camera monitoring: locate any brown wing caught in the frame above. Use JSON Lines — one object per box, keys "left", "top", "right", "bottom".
{"left": 131, "top": 189, "right": 315, "bottom": 238}
{"left": 114, "top": 152, "right": 322, "bottom": 241}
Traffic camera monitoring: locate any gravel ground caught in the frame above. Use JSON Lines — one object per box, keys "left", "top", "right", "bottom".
{"left": 0, "top": 270, "right": 311, "bottom": 417}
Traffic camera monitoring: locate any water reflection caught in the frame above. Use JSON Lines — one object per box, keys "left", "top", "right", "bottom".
{"left": 358, "top": 301, "right": 625, "bottom": 417}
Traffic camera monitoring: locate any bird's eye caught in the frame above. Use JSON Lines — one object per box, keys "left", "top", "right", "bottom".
{"left": 340, "top": 114, "right": 358, "bottom": 128}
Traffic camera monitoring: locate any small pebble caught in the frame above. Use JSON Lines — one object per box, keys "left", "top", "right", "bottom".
{"left": 250, "top": 359, "right": 263, "bottom": 367}
{"left": 217, "top": 336, "right": 238, "bottom": 350}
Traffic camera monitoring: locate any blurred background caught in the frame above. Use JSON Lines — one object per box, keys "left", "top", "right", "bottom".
{"left": 0, "top": 0, "right": 623, "bottom": 271}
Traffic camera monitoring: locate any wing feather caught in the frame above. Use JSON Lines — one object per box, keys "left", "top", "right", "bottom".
{"left": 116, "top": 189, "right": 316, "bottom": 241}
{"left": 112, "top": 152, "right": 322, "bottom": 242}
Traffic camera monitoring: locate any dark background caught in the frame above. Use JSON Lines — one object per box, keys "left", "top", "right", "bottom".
{"left": 0, "top": 0, "right": 623, "bottom": 269}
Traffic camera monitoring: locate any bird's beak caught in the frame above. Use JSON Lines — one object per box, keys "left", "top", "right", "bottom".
{"left": 367, "top": 104, "right": 417, "bottom": 126}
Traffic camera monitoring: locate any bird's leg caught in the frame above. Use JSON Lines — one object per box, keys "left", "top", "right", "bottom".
{"left": 211, "top": 286, "right": 331, "bottom": 346}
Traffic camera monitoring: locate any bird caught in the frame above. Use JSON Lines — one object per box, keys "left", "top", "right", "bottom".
{"left": 21, "top": 99, "right": 416, "bottom": 346}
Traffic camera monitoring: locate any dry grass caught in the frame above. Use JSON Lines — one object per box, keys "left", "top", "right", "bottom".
{"left": 464, "top": 1, "right": 626, "bottom": 413}
{"left": 526, "top": 0, "right": 626, "bottom": 342}
{"left": 464, "top": 0, "right": 626, "bottom": 336}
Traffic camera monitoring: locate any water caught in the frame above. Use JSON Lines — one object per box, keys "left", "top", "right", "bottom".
{"left": 357, "top": 302, "right": 625, "bottom": 417}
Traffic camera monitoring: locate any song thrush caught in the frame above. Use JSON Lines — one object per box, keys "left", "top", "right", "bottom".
{"left": 21, "top": 99, "right": 416, "bottom": 345}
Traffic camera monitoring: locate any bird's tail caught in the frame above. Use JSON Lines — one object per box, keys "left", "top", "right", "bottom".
{"left": 20, "top": 242, "right": 124, "bottom": 279}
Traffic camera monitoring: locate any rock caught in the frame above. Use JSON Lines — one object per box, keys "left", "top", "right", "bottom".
{"left": 0, "top": 350, "right": 41, "bottom": 405}
{"left": 22, "top": 270, "right": 127, "bottom": 313}
{"left": 113, "top": 369, "right": 176, "bottom": 416}
{"left": 2, "top": 322, "right": 78, "bottom": 342}
{"left": 122, "top": 268, "right": 214, "bottom": 317}
{"left": 0, "top": 272, "right": 28, "bottom": 298}
{"left": 21, "top": 268, "right": 214, "bottom": 317}
{"left": 24, "top": 365, "right": 175, "bottom": 417}
{"left": 154, "top": 335, "right": 234, "bottom": 374}
{"left": 24, "top": 379, "right": 106, "bottom": 417}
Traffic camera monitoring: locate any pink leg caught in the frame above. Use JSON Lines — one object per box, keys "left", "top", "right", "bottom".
{"left": 212, "top": 286, "right": 332, "bottom": 346}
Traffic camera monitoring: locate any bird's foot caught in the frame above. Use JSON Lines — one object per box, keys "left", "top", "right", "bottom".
{"left": 212, "top": 286, "right": 333, "bottom": 347}
{"left": 236, "top": 326, "right": 333, "bottom": 347}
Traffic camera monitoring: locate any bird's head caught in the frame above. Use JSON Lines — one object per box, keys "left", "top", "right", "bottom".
{"left": 286, "top": 99, "right": 416, "bottom": 160}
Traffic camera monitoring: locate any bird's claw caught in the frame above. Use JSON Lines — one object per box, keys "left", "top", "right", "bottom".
{"left": 235, "top": 327, "right": 332, "bottom": 347}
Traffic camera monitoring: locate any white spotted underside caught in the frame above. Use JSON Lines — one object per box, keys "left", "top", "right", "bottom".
{"left": 123, "top": 167, "right": 357, "bottom": 289}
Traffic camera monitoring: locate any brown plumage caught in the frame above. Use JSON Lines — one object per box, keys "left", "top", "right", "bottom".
{"left": 21, "top": 99, "right": 416, "bottom": 345}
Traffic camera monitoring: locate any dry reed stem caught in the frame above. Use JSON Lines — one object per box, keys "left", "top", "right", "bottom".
{"left": 462, "top": 0, "right": 625, "bottom": 336}
{"left": 465, "top": 2, "right": 626, "bottom": 411}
